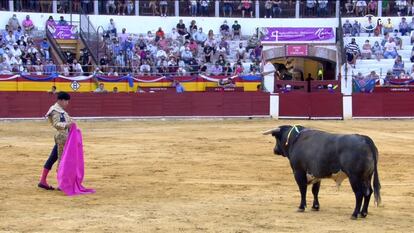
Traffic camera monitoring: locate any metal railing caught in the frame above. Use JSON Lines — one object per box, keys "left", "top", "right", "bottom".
{"left": 79, "top": 10, "right": 99, "bottom": 65}
{"left": 45, "top": 26, "right": 67, "bottom": 63}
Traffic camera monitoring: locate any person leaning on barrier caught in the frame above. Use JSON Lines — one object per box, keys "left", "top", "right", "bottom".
{"left": 94, "top": 83, "right": 108, "bottom": 93}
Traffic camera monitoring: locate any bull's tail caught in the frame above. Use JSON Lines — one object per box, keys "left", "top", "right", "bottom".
{"left": 365, "top": 136, "right": 381, "bottom": 206}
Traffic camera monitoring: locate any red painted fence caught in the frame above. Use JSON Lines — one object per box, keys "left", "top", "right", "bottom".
{"left": 353, "top": 93, "right": 414, "bottom": 117}
{"left": 0, "top": 92, "right": 270, "bottom": 118}
{"left": 279, "top": 92, "right": 343, "bottom": 118}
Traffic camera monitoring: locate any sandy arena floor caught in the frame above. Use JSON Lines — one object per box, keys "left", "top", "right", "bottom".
{"left": 0, "top": 119, "right": 413, "bottom": 232}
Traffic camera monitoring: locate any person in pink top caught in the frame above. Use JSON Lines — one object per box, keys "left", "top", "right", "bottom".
{"left": 22, "top": 15, "right": 34, "bottom": 34}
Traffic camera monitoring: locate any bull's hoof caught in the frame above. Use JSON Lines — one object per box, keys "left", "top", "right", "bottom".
{"left": 360, "top": 212, "right": 367, "bottom": 218}
{"left": 350, "top": 215, "right": 358, "bottom": 220}
{"left": 297, "top": 208, "right": 305, "bottom": 212}
{"left": 311, "top": 205, "right": 320, "bottom": 211}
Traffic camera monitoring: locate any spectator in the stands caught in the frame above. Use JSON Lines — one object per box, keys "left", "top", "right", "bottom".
{"left": 232, "top": 20, "right": 241, "bottom": 40}
{"left": 46, "top": 16, "right": 56, "bottom": 29}
{"left": 317, "top": 0, "right": 329, "bottom": 17}
{"left": 351, "top": 20, "right": 361, "bottom": 37}
{"left": 265, "top": 0, "right": 273, "bottom": 18}
{"left": 361, "top": 40, "right": 372, "bottom": 59}
{"left": 13, "top": 26, "right": 22, "bottom": 42}
{"left": 236, "top": 42, "right": 246, "bottom": 61}
{"left": 40, "top": 38, "right": 50, "bottom": 60}
{"left": 190, "top": 0, "right": 198, "bottom": 16}
{"left": 345, "top": 38, "right": 360, "bottom": 67}
{"left": 176, "top": 19, "right": 186, "bottom": 36}
{"left": 246, "top": 34, "right": 259, "bottom": 52}
{"left": 355, "top": 0, "right": 367, "bottom": 16}
{"left": 8, "top": 14, "right": 20, "bottom": 31}
{"left": 399, "top": 17, "right": 409, "bottom": 36}
{"left": 272, "top": 0, "right": 282, "bottom": 18}
{"left": 173, "top": 80, "right": 185, "bottom": 93}
{"left": 155, "top": 27, "right": 165, "bottom": 41}
{"left": 383, "top": 18, "right": 394, "bottom": 34}
{"left": 374, "top": 18, "right": 383, "bottom": 36}
{"left": 181, "top": 46, "right": 193, "bottom": 63}
{"left": 189, "top": 20, "right": 197, "bottom": 35}
{"left": 193, "top": 27, "right": 207, "bottom": 45}
{"left": 159, "top": 0, "right": 168, "bottom": 16}
{"left": 118, "top": 28, "right": 129, "bottom": 43}
{"left": 5, "top": 30, "right": 15, "bottom": 44}
{"left": 72, "top": 59, "right": 83, "bottom": 76}
{"left": 396, "top": 0, "right": 407, "bottom": 16}
{"left": 364, "top": 16, "right": 375, "bottom": 36}
{"left": 217, "top": 55, "right": 226, "bottom": 67}
{"left": 217, "top": 44, "right": 227, "bottom": 58}
{"left": 44, "top": 59, "right": 57, "bottom": 75}
{"left": 223, "top": 62, "right": 233, "bottom": 76}
{"left": 392, "top": 55, "right": 405, "bottom": 77}
{"left": 107, "top": 18, "right": 117, "bottom": 38}
{"left": 210, "top": 62, "right": 223, "bottom": 76}
{"left": 140, "top": 60, "right": 151, "bottom": 74}
{"left": 241, "top": 0, "right": 253, "bottom": 18}
{"left": 372, "top": 41, "right": 383, "bottom": 61}
{"left": 344, "top": 0, "right": 355, "bottom": 15}
{"left": 393, "top": 30, "right": 403, "bottom": 50}
{"left": 106, "top": 0, "right": 116, "bottom": 14}
{"left": 22, "top": 15, "right": 34, "bottom": 34}
{"left": 367, "top": 0, "right": 377, "bottom": 15}
{"left": 220, "top": 20, "right": 230, "bottom": 38}
{"left": 343, "top": 19, "right": 352, "bottom": 36}
{"left": 148, "top": 0, "right": 159, "bottom": 16}
{"left": 200, "top": 0, "right": 210, "bottom": 16}
{"left": 204, "top": 45, "right": 213, "bottom": 63}
{"left": 94, "top": 83, "right": 108, "bottom": 93}
{"left": 222, "top": 0, "right": 233, "bottom": 17}
{"left": 383, "top": 37, "right": 398, "bottom": 59}
{"left": 10, "top": 42, "right": 21, "bottom": 58}
{"left": 57, "top": 16, "right": 68, "bottom": 26}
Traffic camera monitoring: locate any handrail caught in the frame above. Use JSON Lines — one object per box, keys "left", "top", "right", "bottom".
{"left": 79, "top": 9, "right": 99, "bottom": 64}
{"left": 46, "top": 27, "right": 67, "bottom": 63}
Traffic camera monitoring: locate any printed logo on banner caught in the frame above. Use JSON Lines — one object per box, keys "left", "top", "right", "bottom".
{"left": 71, "top": 81, "right": 80, "bottom": 91}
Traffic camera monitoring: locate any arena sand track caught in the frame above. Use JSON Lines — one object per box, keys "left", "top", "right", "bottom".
{"left": 0, "top": 119, "right": 413, "bottom": 233}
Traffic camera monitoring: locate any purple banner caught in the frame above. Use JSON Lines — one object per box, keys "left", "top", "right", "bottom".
{"left": 260, "top": 27, "right": 335, "bottom": 43}
{"left": 50, "top": 25, "right": 78, "bottom": 40}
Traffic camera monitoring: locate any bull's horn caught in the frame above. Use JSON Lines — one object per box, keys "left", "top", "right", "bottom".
{"left": 262, "top": 128, "right": 280, "bottom": 135}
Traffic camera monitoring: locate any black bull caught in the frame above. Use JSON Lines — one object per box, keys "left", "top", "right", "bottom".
{"left": 264, "top": 125, "right": 381, "bottom": 219}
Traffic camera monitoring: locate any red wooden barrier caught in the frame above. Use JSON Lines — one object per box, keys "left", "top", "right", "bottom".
{"left": 0, "top": 92, "right": 270, "bottom": 118}
{"left": 279, "top": 92, "right": 343, "bottom": 118}
{"left": 353, "top": 93, "right": 414, "bottom": 117}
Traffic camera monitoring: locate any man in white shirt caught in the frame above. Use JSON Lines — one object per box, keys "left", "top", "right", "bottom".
{"left": 72, "top": 59, "right": 84, "bottom": 76}
{"left": 107, "top": 18, "right": 117, "bottom": 37}
{"left": 193, "top": 28, "right": 207, "bottom": 45}
{"left": 10, "top": 43, "right": 22, "bottom": 58}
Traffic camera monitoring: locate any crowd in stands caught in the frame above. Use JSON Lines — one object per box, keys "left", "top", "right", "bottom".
{"left": 97, "top": 17, "right": 262, "bottom": 77}
{"left": 344, "top": 14, "right": 414, "bottom": 83}
{"left": 0, "top": 14, "right": 55, "bottom": 75}
{"left": 6, "top": 1, "right": 414, "bottom": 18}
{"left": 0, "top": 13, "right": 263, "bottom": 77}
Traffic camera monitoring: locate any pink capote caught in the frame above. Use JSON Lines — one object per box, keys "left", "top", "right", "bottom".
{"left": 57, "top": 123, "right": 95, "bottom": 196}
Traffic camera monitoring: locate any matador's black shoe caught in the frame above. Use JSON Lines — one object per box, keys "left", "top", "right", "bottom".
{"left": 38, "top": 183, "right": 55, "bottom": 190}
